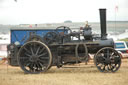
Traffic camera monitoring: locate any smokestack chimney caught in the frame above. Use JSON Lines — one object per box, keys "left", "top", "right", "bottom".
{"left": 99, "top": 9, "right": 107, "bottom": 40}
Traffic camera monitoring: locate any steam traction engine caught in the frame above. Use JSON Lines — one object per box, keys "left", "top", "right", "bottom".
{"left": 7, "top": 9, "right": 121, "bottom": 74}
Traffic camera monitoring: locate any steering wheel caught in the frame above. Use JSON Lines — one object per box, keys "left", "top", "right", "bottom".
{"left": 55, "top": 26, "right": 72, "bottom": 34}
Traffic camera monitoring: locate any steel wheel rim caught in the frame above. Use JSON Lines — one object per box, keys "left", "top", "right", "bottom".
{"left": 18, "top": 41, "right": 52, "bottom": 74}
{"left": 94, "top": 47, "right": 121, "bottom": 73}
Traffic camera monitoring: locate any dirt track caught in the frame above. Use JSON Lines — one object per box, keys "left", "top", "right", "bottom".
{"left": 0, "top": 59, "right": 128, "bottom": 85}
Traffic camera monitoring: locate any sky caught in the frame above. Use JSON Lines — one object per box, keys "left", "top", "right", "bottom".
{"left": 0, "top": 0, "right": 128, "bottom": 25}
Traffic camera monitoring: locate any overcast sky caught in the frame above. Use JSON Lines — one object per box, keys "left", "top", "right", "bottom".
{"left": 0, "top": 0, "right": 128, "bottom": 25}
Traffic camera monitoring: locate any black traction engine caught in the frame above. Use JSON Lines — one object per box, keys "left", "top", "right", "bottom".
{"left": 7, "top": 9, "right": 121, "bottom": 74}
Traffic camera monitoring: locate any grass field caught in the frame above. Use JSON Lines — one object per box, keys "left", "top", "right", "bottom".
{"left": 0, "top": 59, "right": 128, "bottom": 85}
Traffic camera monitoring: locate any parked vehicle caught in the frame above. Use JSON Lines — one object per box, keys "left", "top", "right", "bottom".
{"left": 114, "top": 41, "right": 128, "bottom": 58}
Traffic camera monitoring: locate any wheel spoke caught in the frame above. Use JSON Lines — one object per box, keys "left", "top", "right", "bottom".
{"left": 39, "top": 47, "right": 45, "bottom": 54}
{"left": 39, "top": 62, "right": 44, "bottom": 67}
{"left": 19, "top": 56, "right": 29, "bottom": 59}
{"left": 24, "top": 47, "right": 31, "bottom": 54}
{"left": 102, "top": 65, "right": 106, "bottom": 71}
{"left": 36, "top": 46, "right": 41, "bottom": 55}
{"left": 111, "top": 64, "right": 118, "bottom": 71}
{"left": 25, "top": 53, "right": 31, "bottom": 57}
{"left": 38, "top": 52, "right": 47, "bottom": 57}
{"left": 97, "top": 64, "right": 106, "bottom": 72}
{"left": 107, "top": 65, "right": 111, "bottom": 71}
{"left": 30, "top": 47, "right": 34, "bottom": 55}
{"left": 38, "top": 60, "right": 48, "bottom": 66}
{"left": 40, "top": 57, "right": 49, "bottom": 60}
{"left": 38, "top": 62, "right": 46, "bottom": 70}
{"left": 33, "top": 63, "right": 37, "bottom": 72}
{"left": 36, "top": 62, "right": 41, "bottom": 70}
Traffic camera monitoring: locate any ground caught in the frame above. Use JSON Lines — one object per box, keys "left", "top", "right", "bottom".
{"left": 0, "top": 59, "right": 128, "bottom": 85}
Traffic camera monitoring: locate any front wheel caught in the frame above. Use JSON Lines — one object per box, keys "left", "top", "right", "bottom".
{"left": 94, "top": 47, "right": 121, "bottom": 73}
{"left": 17, "top": 41, "right": 52, "bottom": 74}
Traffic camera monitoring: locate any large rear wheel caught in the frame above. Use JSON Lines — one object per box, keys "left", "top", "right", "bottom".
{"left": 17, "top": 41, "right": 52, "bottom": 74}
